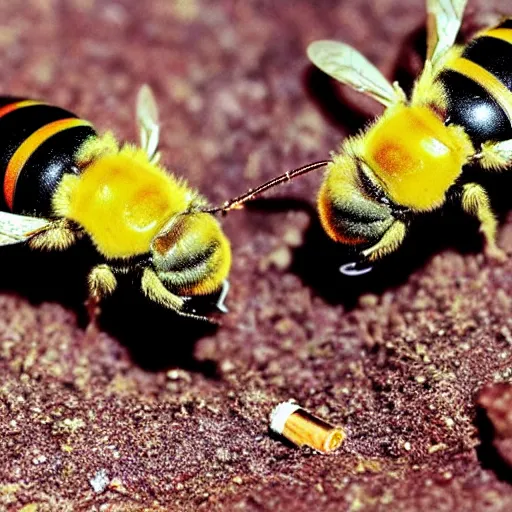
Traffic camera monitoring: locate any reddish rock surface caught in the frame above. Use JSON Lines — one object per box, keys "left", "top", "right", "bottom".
{"left": 0, "top": 0, "right": 511, "bottom": 510}
{"left": 478, "top": 383, "right": 512, "bottom": 469}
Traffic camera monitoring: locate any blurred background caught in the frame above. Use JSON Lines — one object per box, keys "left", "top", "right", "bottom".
{"left": 0, "top": 1, "right": 511, "bottom": 510}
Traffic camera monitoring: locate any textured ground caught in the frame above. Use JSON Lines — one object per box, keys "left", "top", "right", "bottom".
{"left": 1, "top": 0, "right": 512, "bottom": 510}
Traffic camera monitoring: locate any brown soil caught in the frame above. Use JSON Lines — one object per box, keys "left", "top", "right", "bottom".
{"left": 0, "top": 0, "right": 511, "bottom": 510}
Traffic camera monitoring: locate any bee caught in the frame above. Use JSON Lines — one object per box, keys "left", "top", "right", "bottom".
{"left": 0, "top": 85, "right": 231, "bottom": 321}
{"left": 213, "top": 0, "right": 512, "bottom": 275}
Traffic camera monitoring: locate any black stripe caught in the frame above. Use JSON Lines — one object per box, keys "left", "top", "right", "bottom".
{"left": 156, "top": 239, "right": 220, "bottom": 293}
{"left": 462, "top": 36, "right": 512, "bottom": 92}
{"left": 0, "top": 104, "right": 80, "bottom": 171}
{"left": 326, "top": 163, "right": 393, "bottom": 224}
{"left": 0, "top": 104, "right": 82, "bottom": 211}
{"left": 357, "top": 161, "right": 410, "bottom": 217}
{"left": 164, "top": 241, "right": 217, "bottom": 273}
{"left": 438, "top": 69, "right": 512, "bottom": 146}
{"left": 356, "top": 160, "right": 383, "bottom": 202}
{"left": 497, "top": 19, "right": 512, "bottom": 30}
{"left": 13, "top": 125, "right": 97, "bottom": 216}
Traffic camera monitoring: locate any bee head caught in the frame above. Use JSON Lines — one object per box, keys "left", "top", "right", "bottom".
{"left": 150, "top": 212, "right": 231, "bottom": 297}
{"left": 318, "top": 153, "right": 398, "bottom": 248}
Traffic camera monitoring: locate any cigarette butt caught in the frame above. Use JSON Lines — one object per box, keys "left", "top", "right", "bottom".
{"left": 269, "top": 400, "right": 345, "bottom": 453}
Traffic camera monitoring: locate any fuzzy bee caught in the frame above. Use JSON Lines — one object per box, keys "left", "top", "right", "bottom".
{"left": 0, "top": 86, "right": 231, "bottom": 321}
{"left": 214, "top": 0, "right": 512, "bottom": 275}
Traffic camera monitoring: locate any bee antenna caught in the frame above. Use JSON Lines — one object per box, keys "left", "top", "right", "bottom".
{"left": 203, "top": 160, "right": 330, "bottom": 215}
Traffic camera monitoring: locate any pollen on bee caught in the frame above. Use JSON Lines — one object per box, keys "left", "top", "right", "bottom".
{"left": 269, "top": 400, "right": 345, "bottom": 453}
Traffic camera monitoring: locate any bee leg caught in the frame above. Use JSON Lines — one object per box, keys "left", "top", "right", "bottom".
{"left": 361, "top": 220, "right": 407, "bottom": 261}
{"left": 86, "top": 264, "right": 118, "bottom": 330}
{"left": 215, "top": 280, "right": 230, "bottom": 313}
{"left": 461, "top": 183, "right": 507, "bottom": 262}
{"left": 141, "top": 268, "right": 216, "bottom": 323}
{"left": 28, "top": 219, "right": 82, "bottom": 251}
{"left": 477, "top": 139, "right": 512, "bottom": 171}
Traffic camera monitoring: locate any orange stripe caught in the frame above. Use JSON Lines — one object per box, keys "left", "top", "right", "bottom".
{"left": 0, "top": 99, "right": 44, "bottom": 119}
{"left": 446, "top": 57, "right": 512, "bottom": 122}
{"left": 484, "top": 28, "right": 512, "bottom": 45}
{"left": 4, "top": 118, "right": 92, "bottom": 210}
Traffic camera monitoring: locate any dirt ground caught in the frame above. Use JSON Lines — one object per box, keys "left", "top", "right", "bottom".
{"left": 0, "top": 0, "right": 511, "bottom": 510}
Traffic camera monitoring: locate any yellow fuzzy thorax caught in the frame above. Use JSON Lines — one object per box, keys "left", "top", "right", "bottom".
{"left": 54, "top": 145, "right": 203, "bottom": 259}
{"left": 364, "top": 104, "right": 473, "bottom": 211}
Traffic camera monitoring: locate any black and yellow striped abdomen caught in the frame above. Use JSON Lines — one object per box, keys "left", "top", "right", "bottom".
{"left": 437, "top": 19, "right": 512, "bottom": 147}
{"left": 0, "top": 98, "right": 97, "bottom": 217}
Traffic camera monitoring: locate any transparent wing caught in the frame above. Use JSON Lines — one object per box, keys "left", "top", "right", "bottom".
{"left": 426, "top": 0, "right": 468, "bottom": 64}
{"left": 0, "top": 211, "right": 51, "bottom": 247}
{"left": 307, "top": 40, "right": 402, "bottom": 107}
{"left": 136, "top": 84, "right": 160, "bottom": 161}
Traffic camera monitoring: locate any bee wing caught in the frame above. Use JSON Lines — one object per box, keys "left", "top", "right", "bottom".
{"left": 0, "top": 211, "right": 51, "bottom": 246}
{"left": 307, "top": 40, "right": 402, "bottom": 107}
{"left": 426, "top": 0, "right": 468, "bottom": 64}
{"left": 136, "top": 84, "right": 160, "bottom": 161}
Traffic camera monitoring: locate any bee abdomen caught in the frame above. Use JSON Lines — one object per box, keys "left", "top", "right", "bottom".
{"left": 0, "top": 98, "right": 97, "bottom": 217}
{"left": 437, "top": 19, "right": 512, "bottom": 147}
